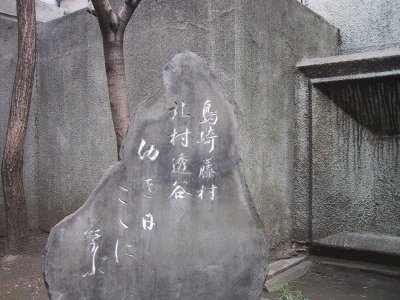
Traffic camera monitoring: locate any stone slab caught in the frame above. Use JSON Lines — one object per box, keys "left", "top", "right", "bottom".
{"left": 314, "top": 232, "right": 400, "bottom": 257}
{"left": 318, "top": 258, "right": 400, "bottom": 277}
{"left": 264, "top": 260, "right": 312, "bottom": 292}
{"left": 297, "top": 48, "right": 400, "bottom": 78}
{"left": 267, "top": 256, "right": 308, "bottom": 279}
{"left": 44, "top": 52, "right": 269, "bottom": 299}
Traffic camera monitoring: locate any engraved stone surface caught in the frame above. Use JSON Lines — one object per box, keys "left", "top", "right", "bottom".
{"left": 44, "top": 52, "right": 269, "bottom": 299}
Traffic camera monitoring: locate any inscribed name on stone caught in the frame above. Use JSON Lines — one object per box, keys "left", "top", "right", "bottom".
{"left": 44, "top": 52, "right": 269, "bottom": 299}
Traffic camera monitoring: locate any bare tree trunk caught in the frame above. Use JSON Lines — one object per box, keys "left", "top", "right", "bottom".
{"left": 1, "top": 0, "right": 37, "bottom": 254}
{"left": 102, "top": 34, "right": 129, "bottom": 157}
{"left": 91, "top": 0, "right": 141, "bottom": 160}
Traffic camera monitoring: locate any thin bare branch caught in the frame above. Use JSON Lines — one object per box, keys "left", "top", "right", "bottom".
{"left": 87, "top": 1, "right": 97, "bottom": 16}
{"left": 91, "top": 0, "right": 119, "bottom": 34}
{"left": 118, "top": 0, "right": 142, "bottom": 32}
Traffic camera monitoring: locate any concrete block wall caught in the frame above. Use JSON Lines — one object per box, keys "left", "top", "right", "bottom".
{"left": 306, "top": 0, "right": 400, "bottom": 54}
{"left": 234, "top": 0, "right": 338, "bottom": 255}
{"left": 296, "top": 51, "right": 400, "bottom": 241}
{"left": 35, "top": 0, "right": 223, "bottom": 232}
{"left": 0, "top": 0, "right": 339, "bottom": 258}
{"left": 0, "top": 0, "right": 65, "bottom": 23}
{"left": 311, "top": 89, "right": 400, "bottom": 239}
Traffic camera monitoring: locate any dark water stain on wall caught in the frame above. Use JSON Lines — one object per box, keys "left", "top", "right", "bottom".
{"left": 334, "top": 103, "right": 369, "bottom": 174}
{"left": 319, "top": 76, "right": 400, "bottom": 136}
{"left": 320, "top": 75, "right": 400, "bottom": 169}
{"left": 315, "top": 76, "right": 400, "bottom": 236}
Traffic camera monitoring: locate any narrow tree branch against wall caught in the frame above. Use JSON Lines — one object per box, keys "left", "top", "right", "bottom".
{"left": 1, "top": 0, "right": 37, "bottom": 254}
{"left": 118, "top": 0, "right": 141, "bottom": 33}
{"left": 90, "top": 0, "right": 142, "bottom": 160}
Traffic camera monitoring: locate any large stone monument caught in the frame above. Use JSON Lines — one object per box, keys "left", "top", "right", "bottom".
{"left": 44, "top": 52, "right": 269, "bottom": 299}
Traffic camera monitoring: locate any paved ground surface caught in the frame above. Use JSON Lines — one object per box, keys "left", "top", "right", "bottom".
{"left": 1, "top": 231, "right": 400, "bottom": 300}
{"left": 264, "top": 259, "right": 400, "bottom": 300}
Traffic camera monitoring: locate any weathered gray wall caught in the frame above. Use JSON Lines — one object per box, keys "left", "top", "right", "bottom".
{"left": 35, "top": 0, "right": 226, "bottom": 232}
{"left": 36, "top": 12, "right": 116, "bottom": 231}
{"left": 0, "top": 0, "right": 17, "bottom": 17}
{"left": 0, "top": 0, "right": 65, "bottom": 23}
{"left": 0, "top": 16, "right": 38, "bottom": 236}
{"left": 311, "top": 87, "right": 400, "bottom": 239}
{"left": 306, "top": 0, "right": 400, "bottom": 53}
{"left": 1, "top": 0, "right": 339, "bottom": 257}
{"left": 235, "top": 0, "right": 338, "bottom": 255}
{"left": 296, "top": 51, "right": 400, "bottom": 242}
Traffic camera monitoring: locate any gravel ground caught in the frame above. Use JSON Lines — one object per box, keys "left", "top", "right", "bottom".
{"left": 0, "top": 231, "right": 48, "bottom": 300}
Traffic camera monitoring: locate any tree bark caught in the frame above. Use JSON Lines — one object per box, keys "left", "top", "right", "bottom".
{"left": 102, "top": 34, "right": 130, "bottom": 158}
{"left": 91, "top": 0, "right": 141, "bottom": 160}
{"left": 1, "top": 0, "right": 37, "bottom": 253}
